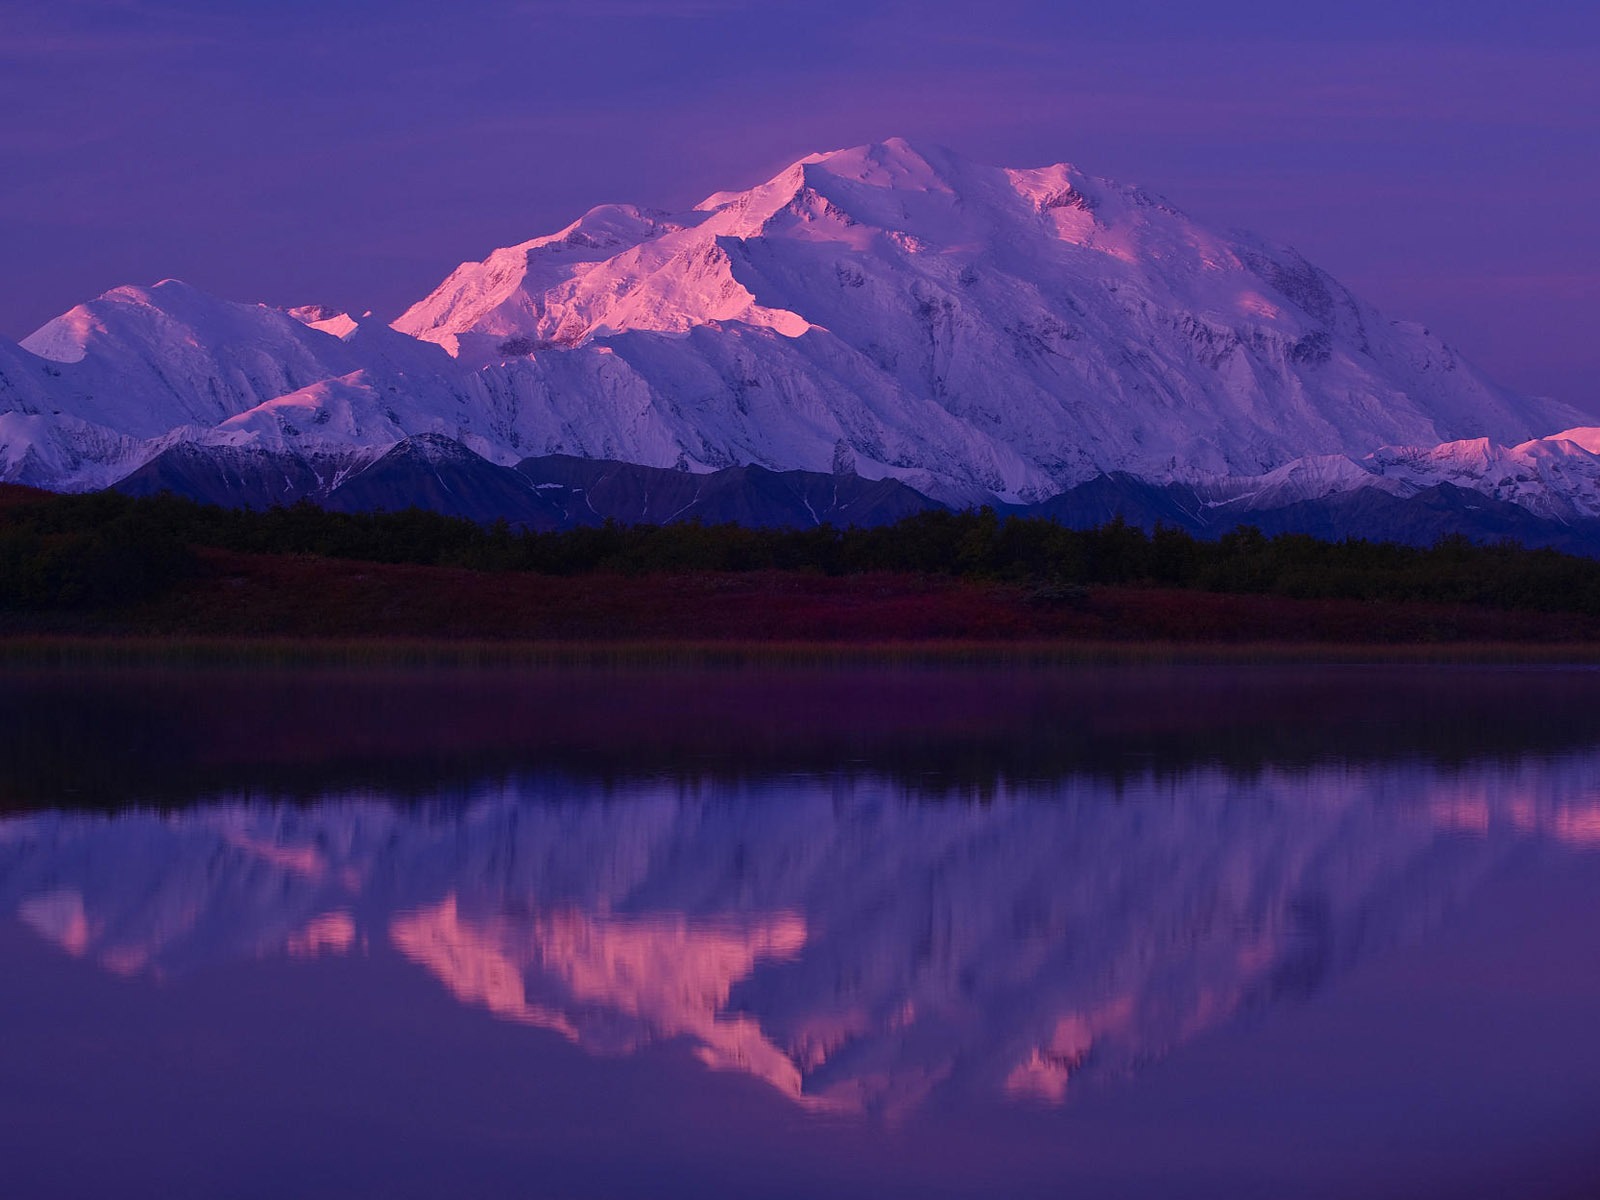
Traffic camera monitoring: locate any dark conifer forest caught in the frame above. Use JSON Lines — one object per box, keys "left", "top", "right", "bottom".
{"left": 3, "top": 484, "right": 1599, "bottom": 622}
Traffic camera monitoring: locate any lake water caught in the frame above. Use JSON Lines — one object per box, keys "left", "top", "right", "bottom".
{"left": 3, "top": 664, "right": 1599, "bottom": 1198}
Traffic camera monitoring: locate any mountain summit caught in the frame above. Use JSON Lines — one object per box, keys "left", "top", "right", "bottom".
{"left": 0, "top": 139, "right": 1587, "bottom": 508}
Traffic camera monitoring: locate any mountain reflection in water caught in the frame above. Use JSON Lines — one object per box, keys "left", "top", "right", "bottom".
{"left": 7, "top": 751, "right": 1600, "bottom": 1117}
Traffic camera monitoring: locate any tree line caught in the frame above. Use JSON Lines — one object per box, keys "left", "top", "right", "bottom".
{"left": 4, "top": 487, "right": 1600, "bottom": 615}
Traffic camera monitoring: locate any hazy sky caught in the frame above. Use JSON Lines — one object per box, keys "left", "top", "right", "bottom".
{"left": 3, "top": 0, "right": 1596, "bottom": 406}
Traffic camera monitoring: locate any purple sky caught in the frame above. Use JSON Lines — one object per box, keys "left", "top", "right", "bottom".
{"left": 3, "top": 0, "right": 1597, "bottom": 407}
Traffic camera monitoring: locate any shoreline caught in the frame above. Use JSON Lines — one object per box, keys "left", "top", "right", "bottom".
{"left": 6, "top": 634, "right": 1600, "bottom": 669}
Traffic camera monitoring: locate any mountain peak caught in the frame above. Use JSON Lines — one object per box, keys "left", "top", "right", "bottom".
{"left": 308, "top": 139, "right": 1590, "bottom": 494}
{"left": 107, "top": 278, "right": 201, "bottom": 304}
{"left": 4, "top": 140, "right": 1588, "bottom": 504}
{"left": 801, "top": 137, "right": 957, "bottom": 185}
{"left": 694, "top": 138, "right": 960, "bottom": 216}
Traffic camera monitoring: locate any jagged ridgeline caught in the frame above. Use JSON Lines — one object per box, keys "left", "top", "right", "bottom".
{"left": 2, "top": 139, "right": 1596, "bottom": 543}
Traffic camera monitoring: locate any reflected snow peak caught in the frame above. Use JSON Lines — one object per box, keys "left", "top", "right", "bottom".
{"left": 6, "top": 758, "right": 1599, "bottom": 1116}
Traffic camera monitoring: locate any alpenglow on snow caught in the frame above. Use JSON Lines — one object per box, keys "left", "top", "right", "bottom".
{"left": 2, "top": 138, "right": 1593, "bottom": 518}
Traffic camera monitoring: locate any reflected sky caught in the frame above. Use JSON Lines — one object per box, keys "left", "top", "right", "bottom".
{"left": 4, "top": 667, "right": 1600, "bottom": 1196}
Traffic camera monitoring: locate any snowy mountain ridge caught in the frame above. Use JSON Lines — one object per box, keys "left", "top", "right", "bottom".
{"left": 1192, "top": 427, "right": 1600, "bottom": 522}
{"left": 1, "top": 138, "right": 1591, "bottom": 517}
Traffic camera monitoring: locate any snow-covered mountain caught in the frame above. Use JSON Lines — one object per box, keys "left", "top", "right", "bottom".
{"left": 1, "top": 138, "right": 1590, "bottom": 516}
{"left": 1189, "top": 426, "right": 1600, "bottom": 523}
{"left": 6, "top": 760, "right": 1599, "bottom": 1114}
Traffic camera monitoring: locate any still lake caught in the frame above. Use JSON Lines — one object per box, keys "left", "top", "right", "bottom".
{"left": 3, "top": 663, "right": 1599, "bottom": 1198}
